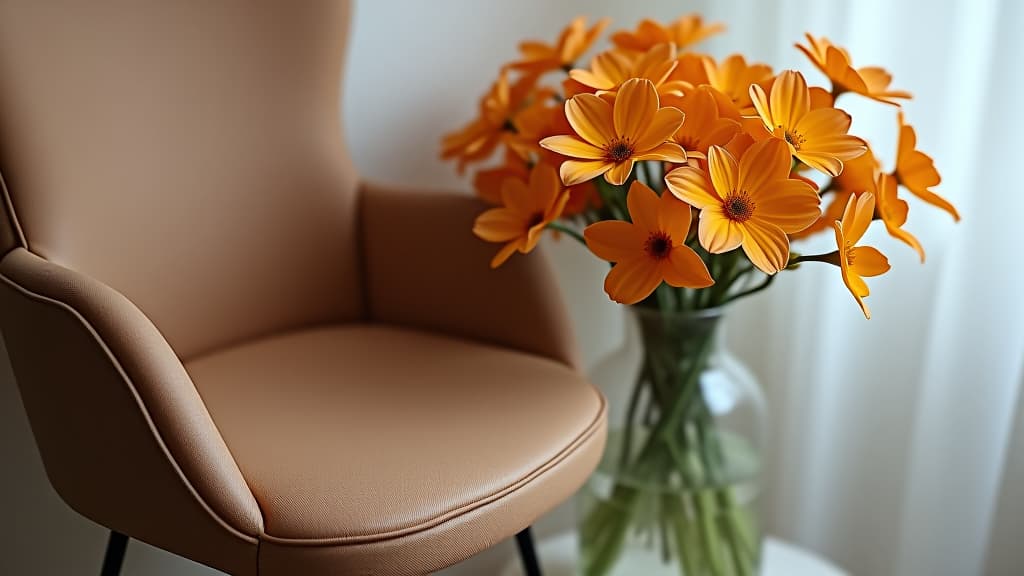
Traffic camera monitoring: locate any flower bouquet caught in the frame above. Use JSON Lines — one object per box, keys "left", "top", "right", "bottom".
{"left": 441, "top": 13, "right": 957, "bottom": 576}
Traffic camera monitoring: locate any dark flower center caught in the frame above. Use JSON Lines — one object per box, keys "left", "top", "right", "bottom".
{"left": 724, "top": 191, "right": 755, "bottom": 222}
{"left": 605, "top": 138, "right": 635, "bottom": 163}
{"left": 644, "top": 231, "right": 673, "bottom": 260}
{"left": 780, "top": 126, "right": 806, "bottom": 150}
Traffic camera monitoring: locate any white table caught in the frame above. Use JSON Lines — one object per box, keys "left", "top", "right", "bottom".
{"left": 498, "top": 532, "right": 847, "bottom": 576}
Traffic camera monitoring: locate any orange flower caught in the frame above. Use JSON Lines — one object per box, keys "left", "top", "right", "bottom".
{"left": 664, "top": 86, "right": 742, "bottom": 157}
{"left": 441, "top": 70, "right": 536, "bottom": 172}
{"left": 750, "top": 70, "right": 866, "bottom": 176}
{"left": 584, "top": 181, "right": 713, "bottom": 304}
{"left": 833, "top": 193, "right": 890, "bottom": 319}
{"left": 569, "top": 44, "right": 687, "bottom": 97}
{"left": 509, "top": 16, "right": 610, "bottom": 75}
{"left": 665, "top": 139, "right": 821, "bottom": 274}
{"left": 540, "top": 78, "right": 686, "bottom": 186}
{"left": 895, "top": 111, "right": 960, "bottom": 221}
{"left": 472, "top": 162, "right": 570, "bottom": 268}
{"left": 610, "top": 15, "right": 725, "bottom": 53}
{"left": 796, "top": 34, "right": 911, "bottom": 106}
{"left": 703, "top": 54, "right": 774, "bottom": 113}
{"left": 876, "top": 173, "right": 925, "bottom": 262}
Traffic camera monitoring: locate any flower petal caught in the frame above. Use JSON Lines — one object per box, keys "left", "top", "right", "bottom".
{"left": 626, "top": 180, "right": 660, "bottom": 232}
{"left": 846, "top": 192, "right": 875, "bottom": 244}
{"left": 634, "top": 106, "right": 686, "bottom": 152}
{"left": 738, "top": 139, "right": 792, "bottom": 194}
{"left": 560, "top": 160, "right": 611, "bottom": 186}
{"left": 739, "top": 219, "right": 790, "bottom": 274}
{"left": 754, "top": 178, "right": 821, "bottom": 233}
{"left": 473, "top": 208, "right": 525, "bottom": 242}
{"left": 769, "top": 70, "right": 809, "bottom": 129}
{"left": 635, "top": 141, "right": 687, "bottom": 163}
{"left": 698, "top": 209, "right": 744, "bottom": 253}
{"left": 604, "top": 257, "right": 664, "bottom": 305}
{"left": 540, "top": 135, "right": 606, "bottom": 159}
{"left": 665, "top": 166, "right": 721, "bottom": 209}
{"left": 584, "top": 220, "right": 644, "bottom": 262}
{"left": 658, "top": 189, "right": 693, "bottom": 239}
{"left": 566, "top": 94, "right": 616, "bottom": 146}
{"left": 662, "top": 245, "right": 714, "bottom": 288}
{"left": 850, "top": 246, "right": 890, "bottom": 278}
{"left": 614, "top": 78, "right": 659, "bottom": 143}
{"left": 795, "top": 151, "right": 844, "bottom": 178}
{"left": 605, "top": 160, "right": 635, "bottom": 185}
{"left": 490, "top": 240, "right": 522, "bottom": 269}
{"left": 707, "top": 145, "right": 740, "bottom": 197}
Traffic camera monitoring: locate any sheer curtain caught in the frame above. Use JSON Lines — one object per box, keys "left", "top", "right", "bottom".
{"left": 345, "top": 1, "right": 1023, "bottom": 574}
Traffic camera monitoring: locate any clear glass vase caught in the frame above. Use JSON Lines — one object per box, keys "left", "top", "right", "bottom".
{"left": 578, "top": 306, "right": 766, "bottom": 576}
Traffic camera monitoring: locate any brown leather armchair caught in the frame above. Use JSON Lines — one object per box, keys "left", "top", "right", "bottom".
{"left": 0, "top": 2, "right": 607, "bottom": 575}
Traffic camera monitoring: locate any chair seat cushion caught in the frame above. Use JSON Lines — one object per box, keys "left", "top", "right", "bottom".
{"left": 184, "top": 324, "right": 606, "bottom": 575}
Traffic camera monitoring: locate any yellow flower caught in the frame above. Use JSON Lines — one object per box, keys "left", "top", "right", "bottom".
{"left": 610, "top": 15, "right": 725, "bottom": 53}
{"left": 796, "top": 34, "right": 911, "bottom": 106}
{"left": 876, "top": 173, "right": 925, "bottom": 262}
{"left": 540, "top": 78, "right": 686, "bottom": 186}
{"left": 895, "top": 111, "right": 960, "bottom": 221}
{"left": 472, "top": 162, "right": 570, "bottom": 268}
{"left": 833, "top": 193, "right": 890, "bottom": 319}
{"left": 584, "top": 181, "right": 713, "bottom": 304}
{"left": 509, "top": 16, "right": 610, "bottom": 75}
{"left": 665, "top": 139, "right": 821, "bottom": 274}
{"left": 664, "top": 86, "right": 742, "bottom": 158}
{"left": 569, "top": 43, "right": 687, "bottom": 97}
{"left": 441, "top": 70, "right": 536, "bottom": 172}
{"left": 750, "top": 70, "right": 867, "bottom": 176}
{"left": 703, "top": 54, "right": 774, "bottom": 113}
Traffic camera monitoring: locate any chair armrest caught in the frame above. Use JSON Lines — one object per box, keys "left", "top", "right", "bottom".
{"left": 0, "top": 248, "right": 261, "bottom": 572}
{"left": 359, "top": 182, "right": 580, "bottom": 369}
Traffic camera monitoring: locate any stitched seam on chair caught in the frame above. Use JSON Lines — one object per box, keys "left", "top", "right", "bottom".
{"left": 259, "top": 389, "right": 607, "bottom": 546}
{"left": 0, "top": 168, "right": 28, "bottom": 249}
{"left": 0, "top": 266, "right": 261, "bottom": 545}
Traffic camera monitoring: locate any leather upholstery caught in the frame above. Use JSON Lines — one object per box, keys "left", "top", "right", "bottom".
{"left": 0, "top": 1, "right": 608, "bottom": 574}
{"left": 187, "top": 326, "right": 605, "bottom": 575}
{"left": 0, "top": 0, "right": 362, "bottom": 360}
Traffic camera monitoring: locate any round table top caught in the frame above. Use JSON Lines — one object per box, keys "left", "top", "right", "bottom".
{"left": 497, "top": 532, "right": 846, "bottom": 576}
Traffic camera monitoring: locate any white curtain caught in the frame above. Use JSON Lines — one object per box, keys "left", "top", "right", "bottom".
{"left": 347, "top": 1, "right": 1023, "bottom": 574}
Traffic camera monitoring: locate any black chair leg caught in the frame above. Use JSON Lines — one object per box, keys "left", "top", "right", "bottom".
{"left": 515, "top": 526, "right": 542, "bottom": 576}
{"left": 100, "top": 530, "right": 129, "bottom": 576}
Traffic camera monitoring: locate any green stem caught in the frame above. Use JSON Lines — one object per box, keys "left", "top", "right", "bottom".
{"left": 723, "top": 273, "right": 776, "bottom": 304}
{"left": 546, "top": 221, "right": 586, "bottom": 245}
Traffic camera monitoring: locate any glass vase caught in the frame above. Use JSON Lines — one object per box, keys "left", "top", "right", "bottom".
{"left": 579, "top": 306, "right": 766, "bottom": 576}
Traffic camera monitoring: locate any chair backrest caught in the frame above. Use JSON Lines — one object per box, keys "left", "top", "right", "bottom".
{"left": 0, "top": 0, "right": 362, "bottom": 360}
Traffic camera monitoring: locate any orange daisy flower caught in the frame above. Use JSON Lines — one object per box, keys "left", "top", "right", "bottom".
{"left": 441, "top": 70, "right": 536, "bottom": 172}
{"left": 509, "top": 16, "right": 610, "bottom": 75}
{"left": 796, "top": 34, "right": 911, "bottom": 106}
{"left": 750, "top": 70, "right": 867, "bottom": 176}
{"left": 584, "top": 181, "right": 713, "bottom": 304}
{"left": 664, "top": 86, "right": 742, "bottom": 157}
{"left": 569, "top": 43, "right": 686, "bottom": 97}
{"left": 833, "top": 193, "right": 890, "bottom": 319}
{"left": 703, "top": 54, "right": 774, "bottom": 113}
{"left": 540, "top": 78, "right": 686, "bottom": 186}
{"left": 472, "top": 162, "right": 570, "bottom": 268}
{"left": 895, "top": 111, "right": 960, "bottom": 221}
{"left": 664, "top": 139, "right": 821, "bottom": 274}
{"left": 876, "top": 173, "right": 925, "bottom": 262}
{"left": 610, "top": 15, "right": 725, "bottom": 53}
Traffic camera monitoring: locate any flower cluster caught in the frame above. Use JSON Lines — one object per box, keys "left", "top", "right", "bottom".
{"left": 442, "top": 16, "right": 957, "bottom": 318}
